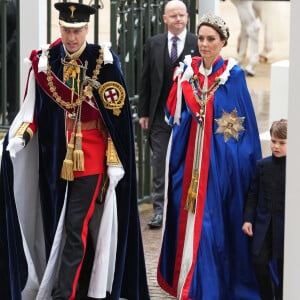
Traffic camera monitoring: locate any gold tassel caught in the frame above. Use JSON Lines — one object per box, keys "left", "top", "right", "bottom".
{"left": 61, "top": 132, "right": 75, "bottom": 181}
{"left": 73, "top": 122, "right": 84, "bottom": 171}
{"left": 185, "top": 169, "right": 199, "bottom": 213}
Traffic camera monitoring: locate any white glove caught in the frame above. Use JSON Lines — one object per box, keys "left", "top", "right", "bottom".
{"left": 6, "top": 136, "right": 25, "bottom": 158}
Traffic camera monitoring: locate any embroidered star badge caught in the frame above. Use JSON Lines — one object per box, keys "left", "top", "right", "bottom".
{"left": 215, "top": 108, "right": 245, "bottom": 142}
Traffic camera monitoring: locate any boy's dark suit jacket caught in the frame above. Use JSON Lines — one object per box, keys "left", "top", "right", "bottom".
{"left": 244, "top": 155, "right": 286, "bottom": 258}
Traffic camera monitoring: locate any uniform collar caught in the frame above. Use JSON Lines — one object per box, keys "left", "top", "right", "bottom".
{"left": 63, "top": 41, "right": 87, "bottom": 59}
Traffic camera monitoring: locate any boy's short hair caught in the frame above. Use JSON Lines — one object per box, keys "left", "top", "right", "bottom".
{"left": 270, "top": 119, "right": 288, "bottom": 139}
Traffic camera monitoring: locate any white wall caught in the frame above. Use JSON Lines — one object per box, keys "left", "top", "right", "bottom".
{"left": 284, "top": 0, "right": 300, "bottom": 299}
{"left": 198, "top": 0, "right": 219, "bottom": 18}
{"left": 19, "top": 0, "right": 47, "bottom": 101}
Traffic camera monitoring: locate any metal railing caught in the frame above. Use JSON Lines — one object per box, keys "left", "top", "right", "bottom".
{"left": 0, "top": 0, "right": 19, "bottom": 134}
{"left": 110, "top": 0, "right": 196, "bottom": 203}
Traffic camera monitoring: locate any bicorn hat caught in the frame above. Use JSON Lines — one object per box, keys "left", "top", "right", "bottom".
{"left": 54, "top": 2, "right": 96, "bottom": 28}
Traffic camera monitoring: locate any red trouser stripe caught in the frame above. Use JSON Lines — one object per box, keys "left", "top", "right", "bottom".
{"left": 69, "top": 174, "right": 102, "bottom": 300}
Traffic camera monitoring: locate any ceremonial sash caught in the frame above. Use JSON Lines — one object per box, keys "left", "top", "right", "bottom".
{"left": 30, "top": 50, "right": 99, "bottom": 122}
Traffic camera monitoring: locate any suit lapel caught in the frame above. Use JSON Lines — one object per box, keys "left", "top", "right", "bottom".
{"left": 154, "top": 33, "right": 168, "bottom": 79}
{"left": 181, "top": 32, "right": 197, "bottom": 58}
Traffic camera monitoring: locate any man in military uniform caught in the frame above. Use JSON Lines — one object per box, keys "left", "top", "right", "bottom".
{"left": 0, "top": 2, "right": 149, "bottom": 300}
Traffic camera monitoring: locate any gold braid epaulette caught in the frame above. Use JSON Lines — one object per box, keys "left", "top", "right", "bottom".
{"left": 106, "top": 137, "right": 122, "bottom": 167}
{"left": 46, "top": 48, "right": 104, "bottom": 109}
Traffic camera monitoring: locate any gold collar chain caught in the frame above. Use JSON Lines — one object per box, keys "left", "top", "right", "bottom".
{"left": 46, "top": 47, "right": 104, "bottom": 109}
{"left": 190, "top": 75, "right": 220, "bottom": 107}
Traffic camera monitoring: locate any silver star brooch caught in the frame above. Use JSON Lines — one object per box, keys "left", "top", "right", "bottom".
{"left": 215, "top": 108, "right": 245, "bottom": 142}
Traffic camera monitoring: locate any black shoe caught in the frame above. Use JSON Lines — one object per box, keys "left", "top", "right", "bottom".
{"left": 148, "top": 214, "right": 162, "bottom": 229}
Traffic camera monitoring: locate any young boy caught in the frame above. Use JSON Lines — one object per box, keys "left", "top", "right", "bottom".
{"left": 242, "top": 118, "right": 287, "bottom": 300}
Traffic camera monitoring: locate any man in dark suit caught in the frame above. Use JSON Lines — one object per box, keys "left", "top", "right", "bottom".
{"left": 138, "top": 0, "right": 199, "bottom": 229}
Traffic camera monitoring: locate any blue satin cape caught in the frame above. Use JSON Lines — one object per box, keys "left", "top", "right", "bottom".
{"left": 158, "top": 57, "right": 262, "bottom": 299}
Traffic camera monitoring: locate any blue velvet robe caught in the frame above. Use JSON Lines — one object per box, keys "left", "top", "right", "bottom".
{"left": 0, "top": 40, "right": 149, "bottom": 300}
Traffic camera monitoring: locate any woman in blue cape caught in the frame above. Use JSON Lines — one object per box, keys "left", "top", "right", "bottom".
{"left": 157, "top": 13, "right": 262, "bottom": 299}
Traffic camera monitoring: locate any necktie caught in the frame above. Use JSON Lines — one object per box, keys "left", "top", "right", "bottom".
{"left": 171, "top": 36, "right": 178, "bottom": 63}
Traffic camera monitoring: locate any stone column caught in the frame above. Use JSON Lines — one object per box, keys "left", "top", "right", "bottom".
{"left": 19, "top": 0, "right": 47, "bottom": 102}
{"left": 284, "top": 0, "right": 300, "bottom": 299}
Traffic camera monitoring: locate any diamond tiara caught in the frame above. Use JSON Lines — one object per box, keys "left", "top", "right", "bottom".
{"left": 198, "top": 13, "right": 228, "bottom": 39}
